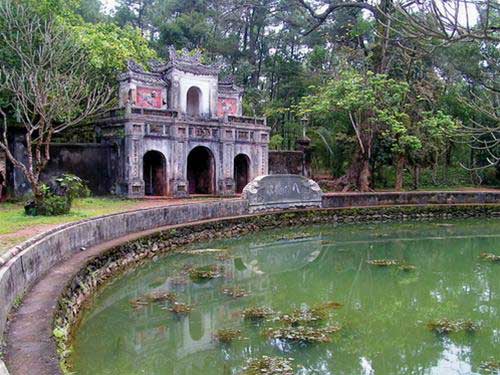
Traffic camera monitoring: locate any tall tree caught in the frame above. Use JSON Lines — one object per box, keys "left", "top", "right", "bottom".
{"left": 0, "top": 2, "right": 113, "bottom": 201}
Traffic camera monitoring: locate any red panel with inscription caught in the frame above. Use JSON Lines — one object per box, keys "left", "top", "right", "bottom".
{"left": 136, "top": 87, "right": 163, "bottom": 108}
{"left": 217, "top": 98, "right": 238, "bottom": 117}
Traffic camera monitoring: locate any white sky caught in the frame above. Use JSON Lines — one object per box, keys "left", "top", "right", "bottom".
{"left": 99, "top": 0, "right": 477, "bottom": 26}
{"left": 101, "top": 0, "right": 117, "bottom": 14}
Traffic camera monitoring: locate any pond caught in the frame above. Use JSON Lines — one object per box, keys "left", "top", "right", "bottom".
{"left": 70, "top": 219, "right": 500, "bottom": 374}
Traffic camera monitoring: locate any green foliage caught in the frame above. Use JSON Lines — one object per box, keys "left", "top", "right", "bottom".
{"left": 55, "top": 174, "right": 91, "bottom": 202}
{"left": 24, "top": 175, "right": 90, "bottom": 216}
{"left": 269, "top": 134, "right": 284, "bottom": 150}
{"left": 72, "top": 22, "right": 156, "bottom": 78}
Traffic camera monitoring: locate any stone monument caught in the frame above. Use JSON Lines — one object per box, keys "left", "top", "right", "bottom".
{"left": 242, "top": 174, "right": 322, "bottom": 212}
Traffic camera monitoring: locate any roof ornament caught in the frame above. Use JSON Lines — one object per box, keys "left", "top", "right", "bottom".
{"left": 148, "top": 59, "right": 168, "bottom": 73}
{"left": 126, "top": 60, "right": 146, "bottom": 73}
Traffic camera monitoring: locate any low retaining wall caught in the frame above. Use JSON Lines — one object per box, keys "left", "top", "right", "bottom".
{"left": 322, "top": 191, "right": 500, "bottom": 208}
{"left": 1, "top": 190, "right": 500, "bottom": 374}
{"left": 0, "top": 199, "right": 247, "bottom": 348}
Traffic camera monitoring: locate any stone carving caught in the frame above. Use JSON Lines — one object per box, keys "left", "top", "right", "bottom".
{"left": 243, "top": 174, "right": 322, "bottom": 212}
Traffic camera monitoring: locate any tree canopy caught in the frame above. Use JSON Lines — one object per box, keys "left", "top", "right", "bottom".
{"left": 1, "top": 0, "right": 499, "bottom": 191}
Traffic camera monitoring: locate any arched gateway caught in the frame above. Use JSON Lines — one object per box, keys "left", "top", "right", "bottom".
{"left": 234, "top": 154, "right": 250, "bottom": 193}
{"left": 187, "top": 146, "right": 215, "bottom": 194}
{"left": 97, "top": 48, "right": 269, "bottom": 198}
{"left": 143, "top": 151, "right": 166, "bottom": 196}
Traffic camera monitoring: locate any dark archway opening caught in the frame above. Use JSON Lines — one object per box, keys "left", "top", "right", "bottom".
{"left": 186, "top": 86, "right": 201, "bottom": 117}
{"left": 187, "top": 146, "right": 214, "bottom": 194}
{"left": 234, "top": 154, "right": 250, "bottom": 194}
{"left": 143, "top": 150, "right": 166, "bottom": 196}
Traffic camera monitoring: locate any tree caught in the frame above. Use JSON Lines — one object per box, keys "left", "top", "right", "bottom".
{"left": 0, "top": 2, "right": 113, "bottom": 202}
{"left": 297, "top": 70, "right": 409, "bottom": 191}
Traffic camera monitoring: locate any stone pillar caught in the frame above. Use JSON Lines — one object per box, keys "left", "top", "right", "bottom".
{"left": 123, "top": 123, "right": 145, "bottom": 197}
{"left": 171, "top": 139, "right": 188, "bottom": 197}
{"left": 295, "top": 137, "right": 312, "bottom": 178}
{"left": 220, "top": 142, "right": 235, "bottom": 196}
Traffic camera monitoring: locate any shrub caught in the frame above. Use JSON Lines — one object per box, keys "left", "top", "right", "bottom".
{"left": 24, "top": 174, "right": 89, "bottom": 216}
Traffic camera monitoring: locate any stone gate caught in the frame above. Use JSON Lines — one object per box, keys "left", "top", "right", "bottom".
{"left": 96, "top": 47, "right": 270, "bottom": 198}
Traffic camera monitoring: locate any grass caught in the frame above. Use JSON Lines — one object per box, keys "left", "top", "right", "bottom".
{"left": 0, "top": 197, "right": 148, "bottom": 255}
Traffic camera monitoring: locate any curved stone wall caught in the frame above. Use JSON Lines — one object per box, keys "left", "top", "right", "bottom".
{"left": 0, "top": 199, "right": 247, "bottom": 351}
{"left": 1, "top": 191, "right": 500, "bottom": 374}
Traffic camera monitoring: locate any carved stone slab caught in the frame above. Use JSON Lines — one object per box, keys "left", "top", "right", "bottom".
{"left": 242, "top": 174, "right": 322, "bottom": 212}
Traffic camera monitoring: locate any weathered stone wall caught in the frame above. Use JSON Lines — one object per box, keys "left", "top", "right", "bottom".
{"left": 44, "top": 144, "right": 117, "bottom": 195}
{"left": 8, "top": 142, "right": 117, "bottom": 197}
{"left": 268, "top": 150, "right": 304, "bottom": 175}
{"left": 322, "top": 191, "right": 500, "bottom": 207}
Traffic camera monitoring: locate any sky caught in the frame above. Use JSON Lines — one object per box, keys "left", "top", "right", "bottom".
{"left": 98, "top": 0, "right": 478, "bottom": 26}
{"left": 101, "top": 0, "right": 117, "bottom": 14}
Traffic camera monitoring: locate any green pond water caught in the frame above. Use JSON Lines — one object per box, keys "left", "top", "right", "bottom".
{"left": 71, "top": 219, "right": 500, "bottom": 375}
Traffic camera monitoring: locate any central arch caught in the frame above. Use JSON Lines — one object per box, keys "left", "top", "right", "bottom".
{"left": 187, "top": 146, "right": 215, "bottom": 194}
{"left": 234, "top": 154, "right": 250, "bottom": 193}
{"left": 186, "top": 86, "right": 202, "bottom": 117}
{"left": 143, "top": 150, "right": 166, "bottom": 196}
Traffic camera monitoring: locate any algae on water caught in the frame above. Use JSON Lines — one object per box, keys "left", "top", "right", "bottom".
{"left": 241, "top": 356, "right": 294, "bottom": 375}
{"left": 427, "top": 318, "right": 479, "bottom": 334}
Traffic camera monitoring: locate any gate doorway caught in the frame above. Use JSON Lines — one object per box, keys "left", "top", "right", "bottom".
{"left": 187, "top": 146, "right": 215, "bottom": 194}
{"left": 234, "top": 154, "right": 250, "bottom": 193}
{"left": 143, "top": 151, "right": 166, "bottom": 196}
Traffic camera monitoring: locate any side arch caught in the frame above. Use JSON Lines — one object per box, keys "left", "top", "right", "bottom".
{"left": 143, "top": 150, "right": 167, "bottom": 196}
{"left": 234, "top": 153, "right": 251, "bottom": 193}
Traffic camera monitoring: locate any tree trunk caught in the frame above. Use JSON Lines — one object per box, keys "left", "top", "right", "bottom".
{"left": 332, "top": 152, "right": 372, "bottom": 192}
{"left": 395, "top": 155, "right": 406, "bottom": 191}
{"left": 412, "top": 165, "right": 420, "bottom": 190}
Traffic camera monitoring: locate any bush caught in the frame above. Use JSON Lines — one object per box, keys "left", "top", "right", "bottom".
{"left": 55, "top": 174, "right": 91, "bottom": 202}
{"left": 24, "top": 174, "right": 90, "bottom": 216}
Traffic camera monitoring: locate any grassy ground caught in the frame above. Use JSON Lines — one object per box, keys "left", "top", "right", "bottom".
{"left": 0, "top": 197, "right": 153, "bottom": 255}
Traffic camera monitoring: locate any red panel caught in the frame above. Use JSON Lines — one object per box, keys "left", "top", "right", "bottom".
{"left": 217, "top": 98, "right": 238, "bottom": 117}
{"left": 136, "top": 87, "right": 162, "bottom": 108}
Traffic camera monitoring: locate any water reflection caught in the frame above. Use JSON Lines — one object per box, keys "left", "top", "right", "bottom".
{"left": 73, "top": 220, "right": 500, "bottom": 375}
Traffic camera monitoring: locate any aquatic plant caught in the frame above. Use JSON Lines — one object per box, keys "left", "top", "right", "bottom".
{"left": 168, "top": 302, "right": 193, "bottom": 315}
{"left": 129, "top": 298, "right": 149, "bottom": 310}
{"left": 265, "top": 324, "right": 341, "bottom": 344}
{"left": 242, "top": 356, "right": 294, "bottom": 375}
{"left": 367, "top": 259, "right": 416, "bottom": 271}
{"left": 398, "top": 263, "right": 417, "bottom": 272}
{"left": 214, "top": 328, "right": 243, "bottom": 344}
{"left": 145, "top": 291, "right": 177, "bottom": 303}
{"left": 479, "top": 252, "right": 500, "bottom": 262}
{"left": 222, "top": 286, "right": 249, "bottom": 298}
{"left": 188, "top": 264, "right": 224, "bottom": 281}
{"left": 427, "top": 318, "right": 479, "bottom": 334}
{"left": 278, "top": 301, "right": 342, "bottom": 326}
{"left": 53, "top": 323, "right": 73, "bottom": 374}
{"left": 367, "top": 259, "right": 400, "bottom": 266}
{"left": 479, "top": 358, "right": 500, "bottom": 373}
{"left": 242, "top": 307, "right": 274, "bottom": 321}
